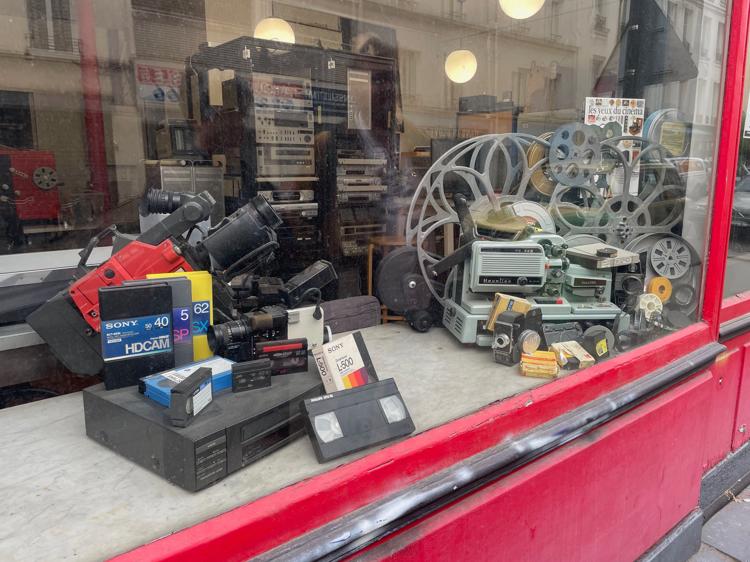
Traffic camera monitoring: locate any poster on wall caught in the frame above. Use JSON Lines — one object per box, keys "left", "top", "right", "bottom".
{"left": 585, "top": 97, "right": 645, "bottom": 195}
{"left": 136, "top": 63, "right": 183, "bottom": 104}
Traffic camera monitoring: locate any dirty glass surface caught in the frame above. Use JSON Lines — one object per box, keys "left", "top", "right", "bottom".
{"left": 0, "top": 1, "right": 730, "bottom": 559}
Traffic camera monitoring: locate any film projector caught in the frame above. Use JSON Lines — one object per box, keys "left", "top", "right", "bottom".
{"left": 377, "top": 123, "right": 701, "bottom": 350}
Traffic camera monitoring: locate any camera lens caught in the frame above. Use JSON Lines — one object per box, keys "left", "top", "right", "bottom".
{"left": 200, "top": 195, "right": 282, "bottom": 271}
{"left": 207, "top": 317, "right": 252, "bottom": 352}
{"left": 142, "top": 189, "right": 187, "bottom": 215}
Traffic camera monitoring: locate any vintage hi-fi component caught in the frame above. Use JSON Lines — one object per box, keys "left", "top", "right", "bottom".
{"left": 268, "top": 201, "right": 318, "bottom": 219}
{"left": 83, "top": 369, "right": 323, "bottom": 491}
{"left": 301, "top": 378, "right": 414, "bottom": 463}
{"left": 337, "top": 177, "right": 387, "bottom": 189}
{"left": 337, "top": 192, "right": 383, "bottom": 204}
{"left": 252, "top": 73, "right": 312, "bottom": 110}
{"left": 257, "top": 190, "right": 315, "bottom": 203}
{"left": 257, "top": 146, "right": 315, "bottom": 176}
{"left": 254, "top": 108, "right": 314, "bottom": 145}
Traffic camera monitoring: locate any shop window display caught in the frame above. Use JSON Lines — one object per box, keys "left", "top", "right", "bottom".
{"left": 725, "top": 45, "right": 750, "bottom": 298}
{"left": 0, "top": 0, "right": 730, "bottom": 557}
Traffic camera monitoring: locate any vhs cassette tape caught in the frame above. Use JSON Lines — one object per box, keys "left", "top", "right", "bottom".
{"left": 301, "top": 378, "right": 414, "bottom": 463}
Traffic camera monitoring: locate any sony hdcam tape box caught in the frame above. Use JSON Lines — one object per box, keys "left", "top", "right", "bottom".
{"left": 83, "top": 369, "right": 322, "bottom": 491}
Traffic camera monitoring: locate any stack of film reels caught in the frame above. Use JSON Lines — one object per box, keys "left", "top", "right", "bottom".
{"left": 405, "top": 119, "right": 699, "bottom": 348}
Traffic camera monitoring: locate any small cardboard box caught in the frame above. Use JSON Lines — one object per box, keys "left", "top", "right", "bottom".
{"left": 549, "top": 341, "right": 596, "bottom": 369}
{"left": 520, "top": 351, "right": 560, "bottom": 379}
{"left": 487, "top": 293, "right": 533, "bottom": 328}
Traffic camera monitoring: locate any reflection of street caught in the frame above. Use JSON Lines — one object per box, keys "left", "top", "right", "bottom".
{"left": 726, "top": 229, "right": 750, "bottom": 295}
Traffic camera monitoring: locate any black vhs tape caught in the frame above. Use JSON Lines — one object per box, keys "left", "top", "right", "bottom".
{"left": 83, "top": 369, "right": 323, "bottom": 491}
{"left": 301, "top": 378, "right": 414, "bottom": 463}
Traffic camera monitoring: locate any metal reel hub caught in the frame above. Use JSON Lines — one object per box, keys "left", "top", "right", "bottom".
{"left": 549, "top": 123, "right": 601, "bottom": 187}
{"left": 33, "top": 167, "right": 58, "bottom": 190}
{"left": 649, "top": 235, "right": 692, "bottom": 279}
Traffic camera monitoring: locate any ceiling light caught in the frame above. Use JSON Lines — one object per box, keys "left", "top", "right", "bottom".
{"left": 253, "top": 17, "right": 296, "bottom": 44}
{"left": 445, "top": 49, "right": 477, "bottom": 84}
{"left": 499, "top": 0, "right": 545, "bottom": 20}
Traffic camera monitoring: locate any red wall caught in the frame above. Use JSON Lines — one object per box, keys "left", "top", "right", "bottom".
{"left": 726, "top": 339, "right": 750, "bottom": 451}
{"left": 355, "top": 371, "right": 713, "bottom": 562}
{"left": 702, "top": 348, "right": 742, "bottom": 471}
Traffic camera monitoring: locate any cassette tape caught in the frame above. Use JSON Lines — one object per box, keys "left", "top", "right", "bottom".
{"left": 231, "top": 358, "right": 272, "bottom": 392}
{"left": 255, "top": 338, "right": 308, "bottom": 375}
{"left": 166, "top": 367, "right": 213, "bottom": 427}
{"left": 99, "top": 283, "right": 174, "bottom": 390}
{"left": 301, "top": 378, "right": 414, "bottom": 463}
{"left": 140, "top": 356, "right": 235, "bottom": 407}
{"left": 124, "top": 277, "right": 193, "bottom": 367}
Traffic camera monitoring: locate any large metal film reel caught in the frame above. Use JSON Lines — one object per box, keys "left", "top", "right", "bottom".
{"left": 548, "top": 123, "right": 602, "bottom": 187}
{"left": 526, "top": 132, "right": 556, "bottom": 198}
{"left": 625, "top": 233, "right": 700, "bottom": 314}
{"left": 406, "top": 133, "right": 548, "bottom": 303}
{"left": 549, "top": 136, "right": 685, "bottom": 247}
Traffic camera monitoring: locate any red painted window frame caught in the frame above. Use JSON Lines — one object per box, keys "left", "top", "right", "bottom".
{"left": 715, "top": 1, "right": 750, "bottom": 326}
{"left": 114, "top": 2, "right": 750, "bottom": 560}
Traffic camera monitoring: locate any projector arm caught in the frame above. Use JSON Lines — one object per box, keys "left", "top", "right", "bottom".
{"left": 427, "top": 193, "right": 479, "bottom": 277}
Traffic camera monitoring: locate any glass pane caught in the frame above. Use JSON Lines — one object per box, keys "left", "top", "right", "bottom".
{"left": 725, "top": 45, "right": 750, "bottom": 297}
{"left": 0, "top": 1, "right": 727, "bottom": 557}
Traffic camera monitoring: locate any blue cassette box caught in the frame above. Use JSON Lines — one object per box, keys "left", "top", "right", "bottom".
{"left": 140, "top": 356, "right": 235, "bottom": 407}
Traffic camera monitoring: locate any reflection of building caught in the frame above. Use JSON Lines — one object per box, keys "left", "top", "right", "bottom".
{"left": 0, "top": 0, "right": 90, "bottom": 211}
{"left": 0, "top": 0, "right": 725, "bottom": 249}
{"left": 198, "top": 0, "right": 723, "bottom": 153}
{"left": 0, "top": 0, "right": 209, "bottom": 248}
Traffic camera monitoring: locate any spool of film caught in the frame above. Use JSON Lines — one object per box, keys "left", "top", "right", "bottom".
{"left": 646, "top": 276, "right": 673, "bottom": 303}
{"left": 637, "top": 293, "right": 663, "bottom": 321}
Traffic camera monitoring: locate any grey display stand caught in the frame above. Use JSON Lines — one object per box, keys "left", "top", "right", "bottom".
{"left": 0, "top": 323, "right": 548, "bottom": 562}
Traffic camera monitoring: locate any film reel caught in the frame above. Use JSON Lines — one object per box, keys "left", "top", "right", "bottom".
{"left": 33, "top": 167, "right": 58, "bottom": 190}
{"left": 549, "top": 134, "right": 685, "bottom": 247}
{"left": 637, "top": 293, "right": 663, "bottom": 321}
{"left": 549, "top": 184, "right": 606, "bottom": 234}
{"left": 646, "top": 276, "right": 673, "bottom": 302}
{"left": 601, "top": 122, "right": 623, "bottom": 141}
{"left": 526, "top": 132, "right": 555, "bottom": 198}
{"left": 506, "top": 200, "right": 556, "bottom": 233}
{"left": 548, "top": 123, "right": 602, "bottom": 187}
{"left": 404, "top": 128, "right": 691, "bottom": 307}
{"left": 563, "top": 233, "right": 605, "bottom": 247}
{"left": 670, "top": 283, "right": 697, "bottom": 315}
{"left": 625, "top": 233, "right": 698, "bottom": 315}
{"left": 649, "top": 235, "right": 692, "bottom": 279}
{"left": 406, "top": 133, "right": 544, "bottom": 304}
